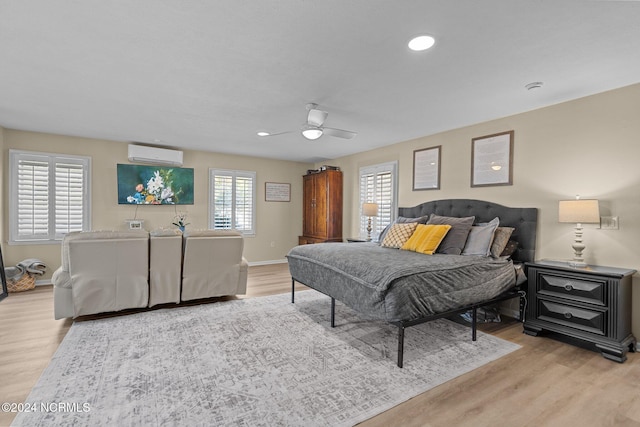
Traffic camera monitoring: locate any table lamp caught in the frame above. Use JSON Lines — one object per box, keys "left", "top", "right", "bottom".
{"left": 362, "top": 202, "right": 379, "bottom": 241}
{"left": 558, "top": 196, "right": 600, "bottom": 267}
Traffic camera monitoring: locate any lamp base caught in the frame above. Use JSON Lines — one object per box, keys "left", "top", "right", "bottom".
{"left": 568, "top": 260, "right": 587, "bottom": 268}
{"left": 569, "top": 224, "right": 587, "bottom": 268}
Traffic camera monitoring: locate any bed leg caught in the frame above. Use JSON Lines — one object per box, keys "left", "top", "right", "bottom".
{"left": 397, "top": 325, "right": 405, "bottom": 368}
{"left": 472, "top": 307, "right": 478, "bottom": 341}
{"left": 291, "top": 279, "right": 295, "bottom": 303}
{"left": 331, "top": 297, "right": 335, "bottom": 328}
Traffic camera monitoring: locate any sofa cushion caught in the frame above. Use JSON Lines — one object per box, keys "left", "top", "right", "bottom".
{"left": 61, "top": 230, "right": 149, "bottom": 271}
{"left": 150, "top": 228, "right": 183, "bottom": 237}
{"left": 183, "top": 229, "right": 242, "bottom": 238}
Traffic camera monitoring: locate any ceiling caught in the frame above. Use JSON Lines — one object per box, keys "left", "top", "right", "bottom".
{"left": 1, "top": 1, "right": 640, "bottom": 163}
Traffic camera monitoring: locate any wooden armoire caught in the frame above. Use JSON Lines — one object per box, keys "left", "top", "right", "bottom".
{"left": 298, "top": 169, "right": 343, "bottom": 244}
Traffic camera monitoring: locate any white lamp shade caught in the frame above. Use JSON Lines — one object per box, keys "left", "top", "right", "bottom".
{"left": 558, "top": 199, "right": 600, "bottom": 223}
{"left": 362, "top": 202, "right": 379, "bottom": 217}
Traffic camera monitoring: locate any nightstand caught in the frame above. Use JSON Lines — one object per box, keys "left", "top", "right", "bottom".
{"left": 523, "top": 260, "right": 636, "bottom": 362}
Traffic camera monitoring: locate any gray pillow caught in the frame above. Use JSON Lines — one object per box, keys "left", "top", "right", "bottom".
{"left": 377, "top": 215, "right": 429, "bottom": 242}
{"left": 490, "top": 227, "right": 515, "bottom": 258}
{"left": 426, "top": 214, "right": 475, "bottom": 255}
{"left": 462, "top": 217, "right": 499, "bottom": 256}
{"left": 397, "top": 215, "right": 429, "bottom": 224}
{"left": 500, "top": 240, "right": 519, "bottom": 257}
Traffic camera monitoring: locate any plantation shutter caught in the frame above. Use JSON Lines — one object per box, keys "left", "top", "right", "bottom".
{"left": 359, "top": 162, "right": 397, "bottom": 240}
{"left": 234, "top": 174, "right": 254, "bottom": 233}
{"left": 17, "top": 158, "right": 50, "bottom": 238}
{"left": 10, "top": 150, "right": 91, "bottom": 242}
{"left": 55, "top": 162, "right": 85, "bottom": 234}
{"left": 213, "top": 174, "right": 233, "bottom": 229}
{"left": 210, "top": 169, "right": 256, "bottom": 235}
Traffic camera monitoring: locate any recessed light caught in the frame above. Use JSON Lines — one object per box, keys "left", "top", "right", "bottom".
{"left": 257, "top": 131, "right": 270, "bottom": 137}
{"left": 408, "top": 35, "right": 435, "bottom": 51}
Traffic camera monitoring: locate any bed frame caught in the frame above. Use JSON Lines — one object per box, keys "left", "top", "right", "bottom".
{"left": 291, "top": 199, "right": 538, "bottom": 368}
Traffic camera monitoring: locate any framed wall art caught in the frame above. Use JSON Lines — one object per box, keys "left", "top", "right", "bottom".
{"left": 413, "top": 145, "right": 441, "bottom": 190}
{"left": 265, "top": 182, "right": 291, "bottom": 202}
{"left": 117, "top": 164, "right": 194, "bottom": 205}
{"left": 471, "top": 130, "right": 514, "bottom": 187}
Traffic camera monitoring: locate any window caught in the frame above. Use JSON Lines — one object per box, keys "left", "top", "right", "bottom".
{"left": 9, "top": 150, "right": 91, "bottom": 243}
{"left": 209, "top": 169, "right": 256, "bottom": 236}
{"left": 359, "top": 161, "right": 398, "bottom": 240}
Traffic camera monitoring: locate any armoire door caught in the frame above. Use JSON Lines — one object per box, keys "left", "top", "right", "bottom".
{"left": 302, "top": 174, "right": 316, "bottom": 237}
{"left": 312, "top": 173, "right": 328, "bottom": 238}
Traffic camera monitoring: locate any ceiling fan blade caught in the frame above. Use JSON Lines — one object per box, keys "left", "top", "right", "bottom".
{"left": 259, "top": 131, "right": 293, "bottom": 137}
{"left": 307, "top": 109, "right": 328, "bottom": 127}
{"left": 322, "top": 127, "right": 357, "bottom": 139}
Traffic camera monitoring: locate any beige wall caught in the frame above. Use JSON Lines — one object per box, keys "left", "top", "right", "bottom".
{"left": 328, "top": 83, "right": 640, "bottom": 336}
{"left": 2, "top": 130, "right": 309, "bottom": 277}
{"left": 3, "top": 84, "right": 639, "bottom": 335}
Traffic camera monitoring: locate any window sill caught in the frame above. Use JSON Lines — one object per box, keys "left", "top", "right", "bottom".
{"left": 9, "top": 239, "right": 62, "bottom": 246}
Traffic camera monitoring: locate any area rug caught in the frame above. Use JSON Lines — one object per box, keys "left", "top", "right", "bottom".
{"left": 13, "top": 291, "right": 520, "bottom": 426}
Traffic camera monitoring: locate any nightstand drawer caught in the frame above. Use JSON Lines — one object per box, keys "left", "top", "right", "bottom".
{"left": 538, "top": 272, "right": 605, "bottom": 305}
{"left": 537, "top": 299, "right": 606, "bottom": 336}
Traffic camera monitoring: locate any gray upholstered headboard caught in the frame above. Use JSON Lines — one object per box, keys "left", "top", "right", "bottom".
{"left": 398, "top": 199, "right": 538, "bottom": 263}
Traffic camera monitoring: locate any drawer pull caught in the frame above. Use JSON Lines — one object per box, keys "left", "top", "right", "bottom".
{"left": 564, "top": 283, "right": 574, "bottom": 291}
{"left": 563, "top": 312, "right": 573, "bottom": 319}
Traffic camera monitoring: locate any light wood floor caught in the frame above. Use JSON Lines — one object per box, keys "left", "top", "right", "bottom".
{"left": 1, "top": 263, "right": 639, "bottom": 426}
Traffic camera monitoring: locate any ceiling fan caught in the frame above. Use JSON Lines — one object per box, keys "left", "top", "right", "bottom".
{"left": 260, "top": 103, "right": 357, "bottom": 140}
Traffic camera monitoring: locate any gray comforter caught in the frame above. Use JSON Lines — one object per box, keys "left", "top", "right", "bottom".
{"left": 287, "top": 242, "right": 518, "bottom": 322}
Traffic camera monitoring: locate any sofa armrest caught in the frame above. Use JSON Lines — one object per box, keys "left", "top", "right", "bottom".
{"left": 51, "top": 266, "right": 72, "bottom": 289}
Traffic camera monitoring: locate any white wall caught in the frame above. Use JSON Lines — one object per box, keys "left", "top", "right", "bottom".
{"left": 328, "top": 83, "right": 640, "bottom": 336}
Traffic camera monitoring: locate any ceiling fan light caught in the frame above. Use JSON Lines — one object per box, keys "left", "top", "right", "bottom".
{"left": 302, "top": 127, "right": 323, "bottom": 140}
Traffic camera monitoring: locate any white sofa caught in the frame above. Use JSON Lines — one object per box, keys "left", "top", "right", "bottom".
{"left": 181, "top": 230, "right": 249, "bottom": 301}
{"left": 149, "top": 230, "right": 183, "bottom": 307}
{"left": 52, "top": 230, "right": 150, "bottom": 319}
{"left": 52, "top": 229, "right": 248, "bottom": 319}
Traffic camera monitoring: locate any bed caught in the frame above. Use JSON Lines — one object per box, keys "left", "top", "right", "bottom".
{"left": 287, "top": 199, "right": 538, "bottom": 367}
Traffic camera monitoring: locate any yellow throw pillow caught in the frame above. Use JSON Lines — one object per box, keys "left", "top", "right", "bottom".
{"left": 401, "top": 224, "right": 452, "bottom": 255}
{"left": 381, "top": 222, "right": 418, "bottom": 248}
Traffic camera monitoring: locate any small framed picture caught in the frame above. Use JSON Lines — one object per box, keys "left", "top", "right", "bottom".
{"left": 471, "top": 131, "right": 514, "bottom": 187}
{"left": 265, "top": 182, "right": 291, "bottom": 202}
{"left": 413, "top": 145, "right": 441, "bottom": 190}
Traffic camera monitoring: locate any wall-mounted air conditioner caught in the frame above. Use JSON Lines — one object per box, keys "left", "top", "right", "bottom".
{"left": 128, "top": 144, "right": 184, "bottom": 166}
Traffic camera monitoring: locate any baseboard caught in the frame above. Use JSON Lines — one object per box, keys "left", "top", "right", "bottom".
{"left": 36, "top": 279, "right": 52, "bottom": 287}
{"left": 248, "top": 259, "right": 287, "bottom": 266}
